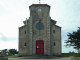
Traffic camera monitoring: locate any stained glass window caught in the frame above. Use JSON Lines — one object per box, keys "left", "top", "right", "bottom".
{"left": 36, "top": 22, "right": 44, "bottom": 30}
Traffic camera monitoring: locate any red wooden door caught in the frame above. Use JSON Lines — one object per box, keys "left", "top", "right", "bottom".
{"left": 36, "top": 40, "right": 44, "bottom": 54}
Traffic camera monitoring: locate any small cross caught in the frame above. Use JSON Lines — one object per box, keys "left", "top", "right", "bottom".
{"left": 39, "top": 20, "right": 41, "bottom": 22}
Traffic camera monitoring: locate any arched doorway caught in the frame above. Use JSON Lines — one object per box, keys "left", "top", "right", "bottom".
{"left": 36, "top": 40, "right": 44, "bottom": 54}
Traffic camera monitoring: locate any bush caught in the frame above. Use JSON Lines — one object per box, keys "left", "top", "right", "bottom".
{"left": 74, "top": 48, "right": 80, "bottom": 57}
{"left": 0, "top": 55, "right": 5, "bottom": 57}
{"left": 74, "top": 53, "right": 80, "bottom": 57}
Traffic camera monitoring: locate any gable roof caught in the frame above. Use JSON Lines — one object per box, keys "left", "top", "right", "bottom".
{"left": 29, "top": 4, "right": 50, "bottom": 9}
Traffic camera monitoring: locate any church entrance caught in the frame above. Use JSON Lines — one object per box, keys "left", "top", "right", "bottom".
{"left": 36, "top": 40, "right": 44, "bottom": 54}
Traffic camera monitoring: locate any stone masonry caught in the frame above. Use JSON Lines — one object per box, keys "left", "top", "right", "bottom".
{"left": 18, "top": 4, "right": 62, "bottom": 56}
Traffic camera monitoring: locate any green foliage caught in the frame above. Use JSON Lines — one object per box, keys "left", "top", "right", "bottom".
{"left": 8, "top": 55, "right": 18, "bottom": 58}
{"left": 3, "top": 49, "right": 8, "bottom": 53}
{"left": 74, "top": 53, "right": 80, "bottom": 57}
{"left": 0, "top": 55, "right": 6, "bottom": 57}
{"left": 74, "top": 49, "right": 80, "bottom": 57}
{"left": 62, "top": 53, "right": 76, "bottom": 57}
{"left": 9, "top": 49, "right": 18, "bottom": 55}
{"left": 65, "top": 27, "right": 80, "bottom": 49}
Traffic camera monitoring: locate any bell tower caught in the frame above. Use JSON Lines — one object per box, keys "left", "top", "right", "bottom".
{"left": 28, "top": 4, "right": 51, "bottom": 55}
{"left": 29, "top": 4, "right": 50, "bottom": 19}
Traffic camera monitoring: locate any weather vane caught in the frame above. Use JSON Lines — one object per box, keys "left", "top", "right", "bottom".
{"left": 39, "top": 0, "right": 41, "bottom": 4}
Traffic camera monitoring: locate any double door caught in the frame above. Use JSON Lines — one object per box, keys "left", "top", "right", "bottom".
{"left": 36, "top": 40, "right": 44, "bottom": 54}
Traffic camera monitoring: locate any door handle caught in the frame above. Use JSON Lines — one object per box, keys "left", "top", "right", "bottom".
{"left": 37, "top": 46, "right": 39, "bottom": 48}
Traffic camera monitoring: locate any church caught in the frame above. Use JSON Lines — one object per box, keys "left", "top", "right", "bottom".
{"left": 18, "top": 4, "right": 62, "bottom": 56}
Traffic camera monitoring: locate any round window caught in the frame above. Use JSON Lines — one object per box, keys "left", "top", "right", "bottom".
{"left": 36, "top": 22, "right": 44, "bottom": 30}
{"left": 38, "top": 9, "right": 41, "bottom": 12}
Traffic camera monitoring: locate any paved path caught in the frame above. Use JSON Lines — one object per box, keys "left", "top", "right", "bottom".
{"left": 8, "top": 56, "right": 71, "bottom": 60}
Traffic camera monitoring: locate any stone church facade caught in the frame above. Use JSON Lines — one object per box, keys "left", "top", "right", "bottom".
{"left": 18, "top": 4, "right": 61, "bottom": 56}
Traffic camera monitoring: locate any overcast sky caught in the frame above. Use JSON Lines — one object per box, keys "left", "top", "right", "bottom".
{"left": 0, "top": 0, "right": 80, "bottom": 53}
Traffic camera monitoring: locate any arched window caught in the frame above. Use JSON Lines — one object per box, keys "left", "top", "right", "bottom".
{"left": 25, "top": 43, "right": 26, "bottom": 46}
{"left": 54, "top": 42, "right": 55, "bottom": 46}
{"left": 25, "top": 30, "right": 26, "bottom": 34}
{"left": 53, "top": 30, "right": 55, "bottom": 34}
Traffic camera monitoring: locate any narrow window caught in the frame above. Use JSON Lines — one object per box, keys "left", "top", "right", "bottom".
{"left": 25, "top": 30, "right": 26, "bottom": 34}
{"left": 54, "top": 42, "right": 55, "bottom": 46}
{"left": 25, "top": 43, "right": 26, "bottom": 46}
{"left": 53, "top": 30, "right": 55, "bottom": 34}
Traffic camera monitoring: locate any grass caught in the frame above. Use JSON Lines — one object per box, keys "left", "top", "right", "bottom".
{"left": 8, "top": 53, "right": 76, "bottom": 57}
{"left": 62, "top": 53, "right": 80, "bottom": 57}
{"left": 6, "top": 53, "right": 80, "bottom": 58}
{"left": 8, "top": 55, "right": 18, "bottom": 58}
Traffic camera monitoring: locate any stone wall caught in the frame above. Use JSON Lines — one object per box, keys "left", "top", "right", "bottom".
{"left": 51, "top": 24, "right": 61, "bottom": 55}
{"left": 18, "top": 4, "right": 62, "bottom": 56}
{"left": 71, "top": 56, "right": 80, "bottom": 60}
{"left": 28, "top": 16, "right": 33, "bottom": 55}
{"left": 19, "top": 25, "right": 27, "bottom": 56}
{"left": 0, "top": 57, "right": 8, "bottom": 60}
{"left": 47, "top": 16, "right": 51, "bottom": 55}
{"left": 30, "top": 4, "right": 51, "bottom": 55}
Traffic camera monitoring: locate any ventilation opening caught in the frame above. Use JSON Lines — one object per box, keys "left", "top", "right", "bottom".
{"left": 54, "top": 42, "right": 55, "bottom": 46}
{"left": 25, "top": 30, "right": 26, "bottom": 34}
{"left": 25, "top": 43, "right": 26, "bottom": 46}
{"left": 53, "top": 30, "right": 55, "bottom": 34}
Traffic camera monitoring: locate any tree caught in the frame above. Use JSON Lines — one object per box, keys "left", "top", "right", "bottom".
{"left": 9, "top": 49, "right": 18, "bottom": 55}
{"left": 2, "top": 49, "right": 8, "bottom": 55}
{"left": 3, "top": 49, "right": 8, "bottom": 53}
{"left": 65, "top": 27, "right": 80, "bottom": 50}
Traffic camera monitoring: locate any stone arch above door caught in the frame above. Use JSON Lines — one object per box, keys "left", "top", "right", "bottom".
{"left": 36, "top": 34, "right": 44, "bottom": 39}
{"left": 32, "top": 33, "right": 47, "bottom": 55}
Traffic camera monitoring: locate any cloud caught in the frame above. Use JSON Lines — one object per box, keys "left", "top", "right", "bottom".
{"left": 0, "top": 32, "right": 8, "bottom": 41}
{"left": 0, "top": 0, "right": 30, "bottom": 38}
{"left": 0, "top": 32, "right": 17, "bottom": 41}
{"left": 0, "top": 40, "right": 18, "bottom": 50}
{"left": 0, "top": 0, "right": 80, "bottom": 53}
{"left": 50, "top": 0, "right": 80, "bottom": 31}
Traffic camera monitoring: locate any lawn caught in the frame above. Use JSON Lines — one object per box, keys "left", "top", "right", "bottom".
{"left": 62, "top": 53, "right": 78, "bottom": 57}
{"left": 7, "top": 53, "right": 79, "bottom": 58}
{"left": 8, "top": 55, "right": 18, "bottom": 58}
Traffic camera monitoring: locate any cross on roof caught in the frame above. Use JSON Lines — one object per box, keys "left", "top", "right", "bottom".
{"left": 39, "top": 20, "right": 41, "bottom": 22}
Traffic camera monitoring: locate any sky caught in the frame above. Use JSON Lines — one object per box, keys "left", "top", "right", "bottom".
{"left": 0, "top": 0, "right": 80, "bottom": 53}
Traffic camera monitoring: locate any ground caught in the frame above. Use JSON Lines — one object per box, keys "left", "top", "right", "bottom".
{"left": 8, "top": 56, "right": 72, "bottom": 60}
